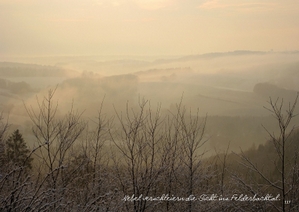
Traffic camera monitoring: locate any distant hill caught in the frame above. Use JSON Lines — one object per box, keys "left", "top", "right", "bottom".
{"left": 253, "top": 82, "right": 298, "bottom": 101}
{"left": 0, "top": 78, "right": 34, "bottom": 95}
{"left": 0, "top": 62, "right": 76, "bottom": 77}
{"left": 153, "top": 50, "right": 271, "bottom": 64}
{"left": 134, "top": 67, "right": 193, "bottom": 82}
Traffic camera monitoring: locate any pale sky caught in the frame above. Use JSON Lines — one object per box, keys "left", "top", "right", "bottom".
{"left": 1, "top": 0, "right": 299, "bottom": 56}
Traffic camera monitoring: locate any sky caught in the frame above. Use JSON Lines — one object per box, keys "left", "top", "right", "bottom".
{"left": 1, "top": 0, "right": 299, "bottom": 57}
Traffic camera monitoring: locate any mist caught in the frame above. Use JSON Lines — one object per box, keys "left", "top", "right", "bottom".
{"left": 0, "top": 51, "right": 298, "bottom": 156}
{"left": 2, "top": 1, "right": 299, "bottom": 210}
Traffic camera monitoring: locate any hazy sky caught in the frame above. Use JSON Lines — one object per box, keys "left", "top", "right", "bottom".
{"left": 1, "top": 0, "right": 299, "bottom": 56}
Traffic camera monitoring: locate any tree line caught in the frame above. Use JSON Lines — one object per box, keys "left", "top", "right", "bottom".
{"left": 0, "top": 89, "right": 299, "bottom": 211}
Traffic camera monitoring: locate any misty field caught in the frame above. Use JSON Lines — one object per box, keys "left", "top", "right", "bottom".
{"left": 1, "top": 52, "right": 299, "bottom": 211}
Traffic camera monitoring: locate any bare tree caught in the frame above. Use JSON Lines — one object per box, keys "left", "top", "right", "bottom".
{"left": 175, "top": 104, "right": 207, "bottom": 212}
{"left": 110, "top": 99, "right": 166, "bottom": 212}
{"left": 160, "top": 110, "right": 184, "bottom": 211}
{"left": 212, "top": 141, "right": 232, "bottom": 211}
{"left": 235, "top": 93, "right": 299, "bottom": 212}
{"left": 72, "top": 97, "right": 118, "bottom": 211}
{"left": 0, "top": 116, "right": 44, "bottom": 212}
{"left": 24, "top": 88, "right": 86, "bottom": 211}
{"left": 0, "top": 112, "right": 9, "bottom": 173}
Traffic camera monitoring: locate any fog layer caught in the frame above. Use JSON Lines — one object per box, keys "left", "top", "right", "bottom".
{"left": 1, "top": 51, "right": 299, "bottom": 154}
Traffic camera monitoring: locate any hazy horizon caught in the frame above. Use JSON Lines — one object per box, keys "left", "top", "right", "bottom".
{"left": 1, "top": 0, "right": 299, "bottom": 57}
{"left": 1, "top": 0, "right": 299, "bottom": 155}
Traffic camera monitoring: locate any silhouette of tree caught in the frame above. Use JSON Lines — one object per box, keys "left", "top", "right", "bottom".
{"left": 5, "top": 129, "right": 33, "bottom": 169}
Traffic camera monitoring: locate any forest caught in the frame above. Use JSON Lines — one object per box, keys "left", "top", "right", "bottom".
{"left": 0, "top": 87, "right": 299, "bottom": 211}
{"left": 1, "top": 52, "right": 299, "bottom": 211}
